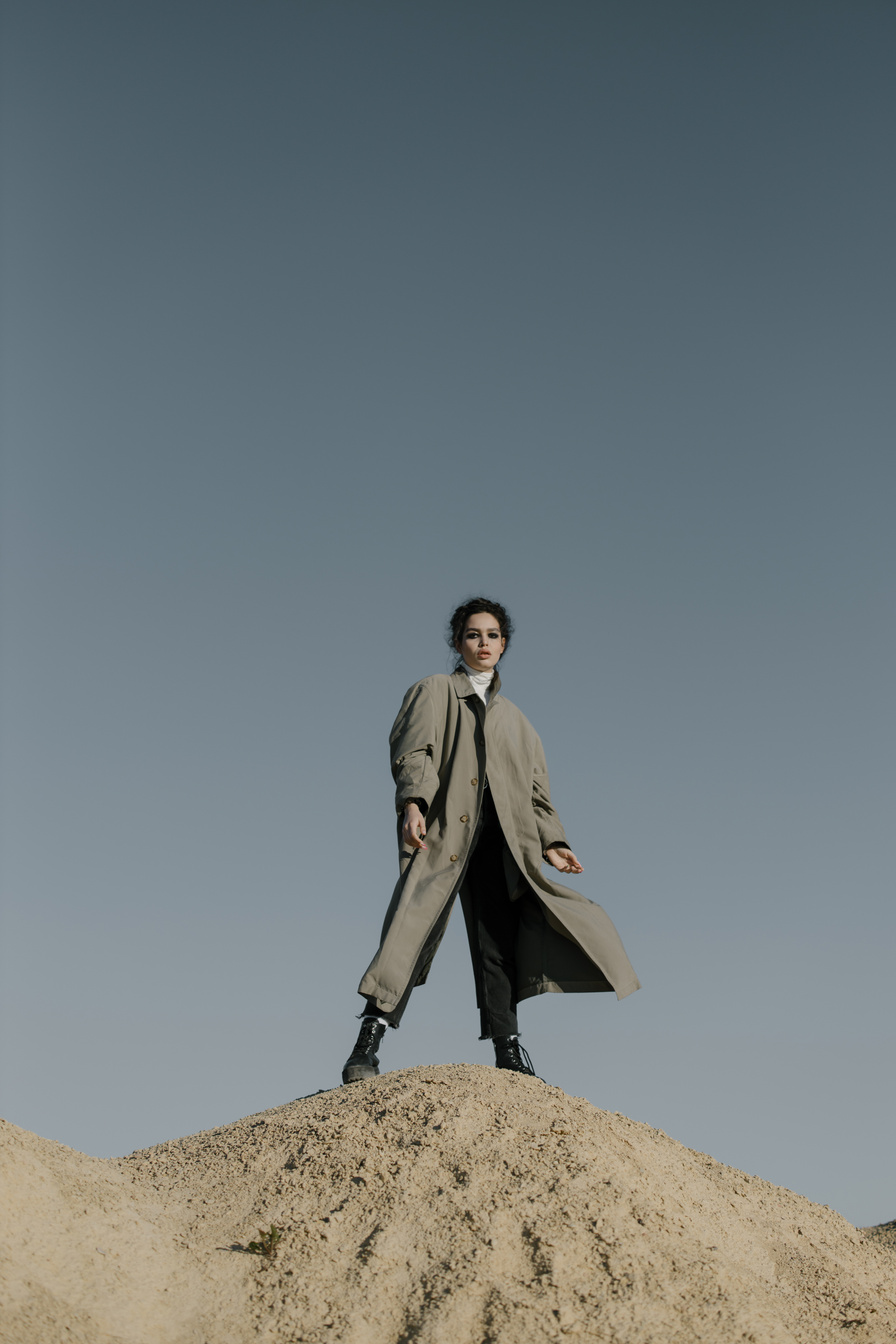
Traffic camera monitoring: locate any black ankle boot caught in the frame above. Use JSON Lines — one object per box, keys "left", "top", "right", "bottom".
{"left": 342, "top": 1017, "right": 387, "bottom": 1084}
{"left": 494, "top": 1035, "right": 540, "bottom": 1078}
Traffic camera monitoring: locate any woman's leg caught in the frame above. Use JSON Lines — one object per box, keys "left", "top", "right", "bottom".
{"left": 360, "top": 891, "right": 457, "bottom": 1026}
{"left": 461, "top": 798, "right": 521, "bottom": 1040}
{"left": 343, "top": 895, "right": 456, "bottom": 1083}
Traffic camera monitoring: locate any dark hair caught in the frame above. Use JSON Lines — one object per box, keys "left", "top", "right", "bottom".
{"left": 447, "top": 597, "right": 514, "bottom": 668}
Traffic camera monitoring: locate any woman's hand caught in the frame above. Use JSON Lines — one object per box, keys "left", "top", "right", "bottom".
{"left": 402, "top": 802, "right": 428, "bottom": 850}
{"left": 545, "top": 846, "right": 583, "bottom": 874}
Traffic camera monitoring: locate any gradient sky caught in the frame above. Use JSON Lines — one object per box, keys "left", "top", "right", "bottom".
{"left": 1, "top": 0, "right": 893, "bottom": 1228}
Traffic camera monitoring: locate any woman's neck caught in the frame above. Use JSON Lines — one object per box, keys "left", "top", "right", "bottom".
{"left": 462, "top": 660, "right": 497, "bottom": 704}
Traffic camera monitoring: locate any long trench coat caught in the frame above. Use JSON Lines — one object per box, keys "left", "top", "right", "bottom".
{"left": 358, "top": 668, "right": 641, "bottom": 1014}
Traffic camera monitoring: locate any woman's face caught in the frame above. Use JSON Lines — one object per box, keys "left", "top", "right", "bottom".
{"left": 456, "top": 611, "right": 506, "bottom": 671}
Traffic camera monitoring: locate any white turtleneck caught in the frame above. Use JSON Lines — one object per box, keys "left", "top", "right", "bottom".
{"left": 462, "top": 661, "right": 497, "bottom": 705}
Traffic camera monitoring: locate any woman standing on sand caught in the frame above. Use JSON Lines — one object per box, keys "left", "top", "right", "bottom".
{"left": 342, "top": 598, "right": 640, "bottom": 1085}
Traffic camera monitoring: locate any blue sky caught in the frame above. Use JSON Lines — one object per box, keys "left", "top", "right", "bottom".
{"left": 1, "top": 0, "right": 893, "bottom": 1226}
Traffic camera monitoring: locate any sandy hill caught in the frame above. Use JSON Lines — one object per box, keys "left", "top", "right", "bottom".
{"left": 1, "top": 1064, "right": 893, "bottom": 1344}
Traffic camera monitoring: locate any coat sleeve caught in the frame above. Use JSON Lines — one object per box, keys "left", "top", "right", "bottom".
{"left": 389, "top": 682, "right": 442, "bottom": 815}
{"left": 532, "top": 733, "right": 570, "bottom": 853}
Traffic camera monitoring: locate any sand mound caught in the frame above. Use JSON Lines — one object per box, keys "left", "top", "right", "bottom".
{"left": 1, "top": 1065, "right": 893, "bottom": 1343}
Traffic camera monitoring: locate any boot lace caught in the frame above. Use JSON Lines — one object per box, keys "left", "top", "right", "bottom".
{"left": 353, "top": 1017, "right": 385, "bottom": 1059}
{"left": 496, "top": 1037, "right": 539, "bottom": 1076}
{"left": 515, "top": 1043, "right": 536, "bottom": 1074}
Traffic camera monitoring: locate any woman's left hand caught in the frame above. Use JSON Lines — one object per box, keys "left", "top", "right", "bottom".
{"left": 545, "top": 846, "right": 583, "bottom": 874}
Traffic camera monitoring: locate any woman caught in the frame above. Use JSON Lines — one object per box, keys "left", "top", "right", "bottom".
{"left": 342, "top": 597, "right": 640, "bottom": 1084}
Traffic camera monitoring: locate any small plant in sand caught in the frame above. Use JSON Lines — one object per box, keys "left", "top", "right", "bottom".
{"left": 246, "top": 1224, "right": 283, "bottom": 1259}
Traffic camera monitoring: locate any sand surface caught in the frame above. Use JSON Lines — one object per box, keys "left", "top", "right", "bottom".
{"left": 1, "top": 1063, "right": 893, "bottom": 1343}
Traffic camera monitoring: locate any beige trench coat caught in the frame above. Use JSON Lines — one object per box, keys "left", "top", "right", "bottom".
{"left": 358, "top": 669, "right": 641, "bottom": 1013}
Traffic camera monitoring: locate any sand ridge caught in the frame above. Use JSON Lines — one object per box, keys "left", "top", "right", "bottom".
{"left": 1, "top": 1064, "right": 893, "bottom": 1343}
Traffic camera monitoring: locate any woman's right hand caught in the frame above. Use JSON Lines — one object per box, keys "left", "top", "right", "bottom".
{"left": 402, "top": 802, "right": 428, "bottom": 850}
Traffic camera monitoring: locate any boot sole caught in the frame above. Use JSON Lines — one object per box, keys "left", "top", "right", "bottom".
{"left": 342, "top": 1063, "right": 380, "bottom": 1084}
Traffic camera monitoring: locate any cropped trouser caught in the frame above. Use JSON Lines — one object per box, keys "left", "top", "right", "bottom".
{"left": 364, "top": 789, "right": 525, "bottom": 1038}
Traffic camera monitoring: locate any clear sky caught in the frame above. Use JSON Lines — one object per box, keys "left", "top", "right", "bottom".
{"left": 1, "top": 0, "right": 893, "bottom": 1228}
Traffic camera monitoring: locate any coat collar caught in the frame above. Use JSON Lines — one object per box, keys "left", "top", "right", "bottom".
{"left": 450, "top": 665, "right": 502, "bottom": 701}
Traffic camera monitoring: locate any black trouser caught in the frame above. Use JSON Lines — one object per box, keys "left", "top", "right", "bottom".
{"left": 364, "top": 789, "right": 522, "bottom": 1038}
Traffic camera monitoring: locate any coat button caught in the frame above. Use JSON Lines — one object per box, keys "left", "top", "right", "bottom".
{"left": 460, "top": 814, "right": 469, "bottom": 823}
{"left": 471, "top": 777, "right": 478, "bottom": 786}
{"left": 449, "top": 854, "right": 459, "bottom": 862}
